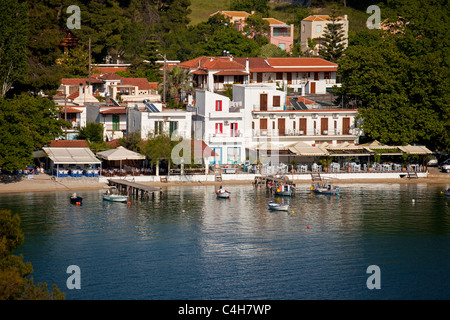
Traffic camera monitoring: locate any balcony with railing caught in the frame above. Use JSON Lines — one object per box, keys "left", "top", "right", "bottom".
{"left": 209, "top": 131, "right": 243, "bottom": 142}
{"left": 252, "top": 128, "right": 357, "bottom": 137}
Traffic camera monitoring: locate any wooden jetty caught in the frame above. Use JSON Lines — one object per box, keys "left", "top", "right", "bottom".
{"left": 108, "top": 179, "right": 163, "bottom": 200}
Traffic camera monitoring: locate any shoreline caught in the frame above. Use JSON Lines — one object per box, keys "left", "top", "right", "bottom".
{"left": 0, "top": 173, "right": 449, "bottom": 195}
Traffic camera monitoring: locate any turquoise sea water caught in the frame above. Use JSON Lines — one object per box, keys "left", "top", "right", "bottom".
{"left": 1, "top": 183, "right": 449, "bottom": 300}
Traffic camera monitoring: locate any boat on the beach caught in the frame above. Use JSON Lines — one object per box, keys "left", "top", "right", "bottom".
{"left": 70, "top": 193, "right": 83, "bottom": 205}
{"left": 216, "top": 186, "right": 231, "bottom": 199}
{"left": 268, "top": 201, "right": 289, "bottom": 211}
{"left": 274, "top": 184, "right": 295, "bottom": 197}
{"left": 312, "top": 181, "right": 339, "bottom": 195}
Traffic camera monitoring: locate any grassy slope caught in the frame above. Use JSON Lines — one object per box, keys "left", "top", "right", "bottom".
{"left": 188, "top": 0, "right": 230, "bottom": 25}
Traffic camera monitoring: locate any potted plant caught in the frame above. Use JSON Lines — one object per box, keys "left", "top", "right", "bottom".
{"left": 319, "top": 157, "right": 330, "bottom": 172}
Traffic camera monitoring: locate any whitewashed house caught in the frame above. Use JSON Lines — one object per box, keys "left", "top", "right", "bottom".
{"left": 194, "top": 89, "right": 246, "bottom": 165}
{"left": 57, "top": 105, "right": 87, "bottom": 140}
{"left": 126, "top": 103, "right": 192, "bottom": 141}
{"left": 85, "top": 105, "right": 128, "bottom": 141}
{"left": 194, "top": 82, "right": 361, "bottom": 165}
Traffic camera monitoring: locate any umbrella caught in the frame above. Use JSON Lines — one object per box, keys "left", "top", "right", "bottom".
{"left": 97, "top": 146, "right": 145, "bottom": 169}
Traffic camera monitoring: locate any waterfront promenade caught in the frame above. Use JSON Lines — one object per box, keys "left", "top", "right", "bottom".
{"left": 0, "top": 168, "right": 449, "bottom": 195}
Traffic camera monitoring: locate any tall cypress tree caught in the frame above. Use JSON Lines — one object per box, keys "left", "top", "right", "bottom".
{"left": 318, "top": 15, "right": 346, "bottom": 63}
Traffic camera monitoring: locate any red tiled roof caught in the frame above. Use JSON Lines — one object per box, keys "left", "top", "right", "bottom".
{"left": 267, "top": 57, "right": 337, "bottom": 67}
{"left": 191, "top": 69, "right": 208, "bottom": 75}
{"left": 67, "top": 90, "right": 79, "bottom": 100}
{"left": 121, "top": 78, "right": 153, "bottom": 90}
{"left": 180, "top": 56, "right": 337, "bottom": 73}
{"left": 214, "top": 70, "right": 249, "bottom": 76}
{"left": 60, "top": 106, "right": 83, "bottom": 113}
{"left": 106, "top": 139, "right": 119, "bottom": 148}
{"left": 61, "top": 78, "right": 89, "bottom": 86}
{"left": 179, "top": 56, "right": 246, "bottom": 71}
{"left": 303, "top": 15, "right": 347, "bottom": 22}
{"left": 263, "top": 18, "right": 287, "bottom": 25}
{"left": 49, "top": 140, "right": 89, "bottom": 148}
{"left": 99, "top": 107, "right": 127, "bottom": 114}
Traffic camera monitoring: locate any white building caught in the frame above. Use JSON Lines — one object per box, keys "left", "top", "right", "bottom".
{"left": 126, "top": 103, "right": 192, "bottom": 141}
{"left": 194, "top": 83, "right": 361, "bottom": 165}
{"left": 300, "top": 15, "right": 349, "bottom": 56}
{"left": 194, "top": 89, "right": 246, "bottom": 165}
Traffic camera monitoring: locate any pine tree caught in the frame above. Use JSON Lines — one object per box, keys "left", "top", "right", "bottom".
{"left": 318, "top": 15, "right": 346, "bottom": 63}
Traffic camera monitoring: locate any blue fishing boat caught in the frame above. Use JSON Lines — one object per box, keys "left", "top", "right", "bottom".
{"left": 274, "top": 184, "right": 295, "bottom": 197}
{"left": 312, "top": 182, "right": 339, "bottom": 195}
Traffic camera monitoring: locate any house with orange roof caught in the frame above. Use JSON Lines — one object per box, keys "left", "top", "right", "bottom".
{"left": 300, "top": 15, "right": 349, "bottom": 55}
{"left": 210, "top": 11, "right": 294, "bottom": 52}
{"left": 57, "top": 73, "right": 160, "bottom": 105}
{"left": 179, "top": 56, "right": 339, "bottom": 95}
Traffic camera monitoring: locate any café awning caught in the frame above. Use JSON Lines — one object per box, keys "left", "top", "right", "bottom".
{"left": 288, "top": 142, "right": 328, "bottom": 156}
{"left": 96, "top": 146, "right": 145, "bottom": 161}
{"left": 398, "top": 145, "right": 432, "bottom": 155}
{"left": 43, "top": 147, "right": 101, "bottom": 165}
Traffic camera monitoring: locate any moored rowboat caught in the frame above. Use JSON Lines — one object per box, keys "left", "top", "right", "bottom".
{"left": 268, "top": 201, "right": 289, "bottom": 211}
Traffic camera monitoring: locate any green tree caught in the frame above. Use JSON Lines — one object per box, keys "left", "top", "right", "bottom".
{"left": 0, "top": 209, "right": 65, "bottom": 300}
{"left": 0, "top": 95, "right": 67, "bottom": 171}
{"left": 336, "top": 0, "right": 449, "bottom": 151}
{"left": 159, "top": 66, "right": 192, "bottom": 107}
{"left": 199, "top": 27, "right": 260, "bottom": 58}
{"left": 58, "top": 45, "right": 90, "bottom": 78}
{"left": 258, "top": 44, "right": 290, "bottom": 58}
{"left": 243, "top": 13, "right": 270, "bottom": 47}
{"left": 77, "top": 122, "right": 104, "bottom": 143}
{"left": 142, "top": 132, "right": 180, "bottom": 173}
{"left": 318, "top": 14, "right": 346, "bottom": 62}
{"left": 0, "top": 0, "right": 29, "bottom": 97}
{"left": 119, "top": 132, "right": 143, "bottom": 153}
{"left": 230, "top": 0, "right": 270, "bottom": 16}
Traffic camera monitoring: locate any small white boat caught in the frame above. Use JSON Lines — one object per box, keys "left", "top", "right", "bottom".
{"left": 268, "top": 201, "right": 289, "bottom": 211}
{"left": 102, "top": 192, "right": 128, "bottom": 203}
{"left": 216, "top": 189, "right": 231, "bottom": 199}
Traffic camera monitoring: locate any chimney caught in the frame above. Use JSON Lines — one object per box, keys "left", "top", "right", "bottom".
{"left": 79, "top": 83, "right": 84, "bottom": 101}
{"left": 245, "top": 57, "right": 249, "bottom": 73}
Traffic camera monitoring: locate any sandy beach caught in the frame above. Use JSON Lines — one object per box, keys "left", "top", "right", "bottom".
{"left": 0, "top": 168, "right": 449, "bottom": 195}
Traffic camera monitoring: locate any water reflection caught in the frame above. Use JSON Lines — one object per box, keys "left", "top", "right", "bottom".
{"left": 0, "top": 182, "right": 449, "bottom": 299}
